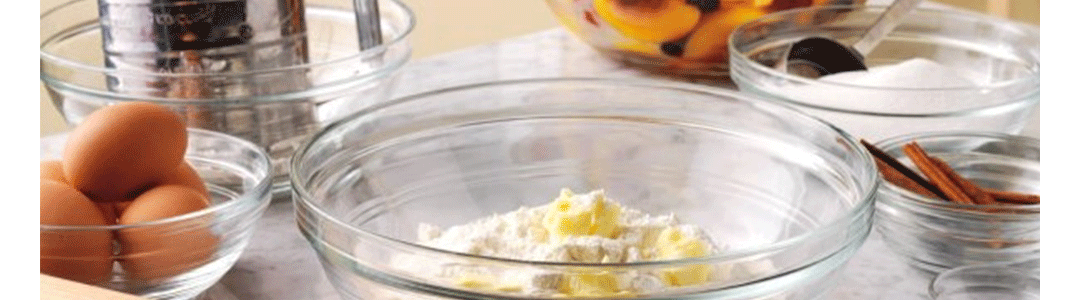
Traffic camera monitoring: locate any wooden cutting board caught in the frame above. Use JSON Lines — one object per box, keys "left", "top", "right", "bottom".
{"left": 40, "top": 274, "right": 150, "bottom": 300}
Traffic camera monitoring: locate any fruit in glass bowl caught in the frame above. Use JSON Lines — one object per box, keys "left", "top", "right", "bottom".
{"left": 545, "top": 0, "right": 866, "bottom": 76}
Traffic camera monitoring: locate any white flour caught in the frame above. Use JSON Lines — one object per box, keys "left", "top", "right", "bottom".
{"left": 407, "top": 189, "right": 726, "bottom": 296}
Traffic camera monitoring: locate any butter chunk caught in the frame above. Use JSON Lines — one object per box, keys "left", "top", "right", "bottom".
{"left": 558, "top": 272, "right": 631, "bottom": 297}
{"left": 454, "top": 274, "right": 524, "bottom": 293}
{"left": 542, "top": 189, "right": 622, "bottom": 240}
{"left": 655, "top": 227, "right": 712, "bottom": 286}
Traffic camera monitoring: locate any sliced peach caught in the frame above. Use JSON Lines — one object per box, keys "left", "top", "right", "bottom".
{"left": 681, "top": 6, "right": 767, "bottom": 61}
{"left": 594, "top": 0, "right": 702, "bottom": 43}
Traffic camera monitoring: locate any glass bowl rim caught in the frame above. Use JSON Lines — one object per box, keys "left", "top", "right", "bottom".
{"left": 928, "top": 258, "right": 1041, "bottom": 299}
{"left": 873, "top": 130, "right": 1040, "bottom": 215}
{"left": 727, "top": 5, "right": 1040, "bottom": 115}
{"left": 39, "top": 0, "right": 417, "bottom": 79}
{"left": 290, "top": 77, "right": 880, "bottom": 267}
{"left": 40, "top": 127, "right": 274, "bottom": 231}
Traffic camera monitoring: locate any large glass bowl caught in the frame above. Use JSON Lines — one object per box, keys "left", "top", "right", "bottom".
{"left": 291, "top": 78, "right": 878, "bottom": 299}
{"left": 40, "top": 0, "right": 415, "bottom": 191}
{"left": 544, "top": 0, "right": 864, "bottom": 78}
{"left": 41, "top": 129, "right": 273, "bottom": 299}
{"left": 729, "top": 5, "right": 1039, "bottom": 141}
{"left": 871, "top": 131, "right": 1039, "bottom": 278}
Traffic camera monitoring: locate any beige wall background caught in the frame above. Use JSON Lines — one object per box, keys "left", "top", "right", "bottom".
{"left": 39, "top": 0, "right": 1038, "bottom": 136}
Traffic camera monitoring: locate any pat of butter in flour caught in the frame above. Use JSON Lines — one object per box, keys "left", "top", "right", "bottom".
{"left": 414, "top": 189, "right": 722, "bottom": 296}
{"left": 542, "top": 188, "right": 622, "bottom": 240}
{"left": 656, "top": 227, "right": 711, "bottom": 286}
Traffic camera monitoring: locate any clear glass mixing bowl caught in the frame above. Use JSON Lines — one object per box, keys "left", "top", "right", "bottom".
{"left": 41, "top": 128, "right": 273, "bottom": 299}
{"left": 729, "top": 5, "right": 1039, "bottom": 141}
{"left": 291, "top": 78, "right": 878, "bottom": 299}
{"left": 40, "top": 0, "right": 415, "bottom": 193}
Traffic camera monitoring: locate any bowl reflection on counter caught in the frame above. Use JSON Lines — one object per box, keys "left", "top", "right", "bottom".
{"left": 729, "top": 5, "right": 1039, "bottom": 141}
{"left": 41, "top": 129, "right": 273, "bottom": 300}
{"left": 291, "top": 78, "right": 878, "bottom": 300}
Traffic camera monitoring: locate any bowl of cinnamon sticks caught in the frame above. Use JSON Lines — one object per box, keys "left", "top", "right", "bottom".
{"left": 863, "top": 131, "right": 1039, "bottom": 277}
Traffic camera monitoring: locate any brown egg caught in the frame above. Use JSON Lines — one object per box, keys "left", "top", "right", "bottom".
{"left": 94, "top": 203, "right": 120, "bottom": 225}
{"left": 63, "top": 102, "right": 187, "bottom": 203}
{"left": 40, "top": 180, "right": 115, "bottom": 284}
{"left": 117, "top": 185, "right": 218, "bottom": 281}
{"left": 40, "top": 160, "right": 67, "bottom": 183}
{"left": 113, "top": 162, "right": 209, "bottom": 216}
{"left": 155, "top": 162, "right": 210, "bottom": 199}
{"left": 114, "top": 201, "right": 133, "bottom": 215}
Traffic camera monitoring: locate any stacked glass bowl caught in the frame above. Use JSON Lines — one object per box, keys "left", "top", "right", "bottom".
{"left": 40, "top": 0, "right": 416, "bottom": 192}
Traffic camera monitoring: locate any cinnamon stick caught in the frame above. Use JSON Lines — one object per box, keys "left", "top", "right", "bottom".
{"left": 927, "top": 157, "right": 997, "bottom": 205}
{"left": 902, "top": 142, "right": 974, "bottom": 205}
{"left": 863, "top": 139, "right": 1040, "bottom": 209}
{"left": 986, "top": 188, "right": 1040, "bottom": 205}
{"left": 860, "top": 140, "right": 947, "bottom": 199}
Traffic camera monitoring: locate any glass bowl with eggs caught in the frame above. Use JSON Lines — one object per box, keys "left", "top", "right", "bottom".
{"left": 40, "top": 103, "right": 273, "bottom": 299}
{"left": 291, "top": 78, "right": 879, "bottom": 299}
{"left": 728, "top": 5, "right": 1039, "bottom": 141}
{"left": 544, "top": 0, "right": 865, "bottom": 78}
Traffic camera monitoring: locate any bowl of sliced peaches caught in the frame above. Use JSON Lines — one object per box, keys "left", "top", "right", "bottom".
{"left": 544, "top": 0, "right": 864, "bottom": 77}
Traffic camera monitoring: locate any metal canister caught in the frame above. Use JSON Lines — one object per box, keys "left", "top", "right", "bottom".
{"left": 96, "top": 0, "right": 318, "bottom": 153}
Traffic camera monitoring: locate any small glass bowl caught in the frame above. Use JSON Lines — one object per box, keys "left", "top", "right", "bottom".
{"left": 41, "top": 129, "right": 273, "bottom": 299}
{"left": 871, "top": 131, "right": 1039, "bottom": 277}
{"left": 929, "top": 260, "right": 1040, "bottom": 300}
{"left": 543, "top": 0, "right": 864, "bottom": 79}
{"left": 291, "top": 78, "right": 878, "bottom": 299}
{"left": 40, "top": 0, "right": 415, "bottom": 191}
{"left": 729, "top": 5, "right": 1039, "bottom": 141}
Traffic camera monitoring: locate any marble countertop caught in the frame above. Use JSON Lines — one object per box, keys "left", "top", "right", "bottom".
{"left": 202, "top": 27, "right": 1038, "bottom": 300}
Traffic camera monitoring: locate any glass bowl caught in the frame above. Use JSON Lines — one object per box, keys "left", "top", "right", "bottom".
{"left": 291, "top": 78, "right": 878, "bottom": 299}
{"left": 871, "top": 131, "right": 1039, "bottom": 277}
{"left": 543, "top": 0, "right": 864, "bottom": 78}
{"left": 40, "top": 0, "right": 415, "bottom": 191}
{"left": 729, "top": 5, "right": 1039, "bottom": 141}
{"left": 929, "top": 259, "right": 1040, "bottom": 300}
{"left": 40, "top": 128, "right": 273, "bottom": 299}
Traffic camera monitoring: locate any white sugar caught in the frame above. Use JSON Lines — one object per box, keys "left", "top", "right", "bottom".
{"left": 818, "top": 58, "right": 979, "bottom": 88}
{"left": 771, "top": 58, "right": 1003, "bottom": 140}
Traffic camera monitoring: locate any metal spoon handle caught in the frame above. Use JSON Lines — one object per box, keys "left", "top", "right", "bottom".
{"left": 355, "top": 0, "right": 383, "bottom": 49}
{"left": 850, "top": 0, "right": 924, "bottom": 56}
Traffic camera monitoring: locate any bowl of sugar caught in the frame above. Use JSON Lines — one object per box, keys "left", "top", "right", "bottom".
{"left": 728, "top": 5, "right": 1039, "bottom": 141}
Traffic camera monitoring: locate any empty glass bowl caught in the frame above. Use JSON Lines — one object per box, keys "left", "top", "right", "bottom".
{"left": 871, "top": 131, "right": 1039, "bottom": 277}
{"left": 40, "top": 129, "right": 273, "bottom": 299}
{"left": 729, "top": 5, "right": 1039, "bottom": 141}
{"left": 40, "top": 0, "right": 415, "bottom": 191}
{"left": 291, "top": 78, "right": 878, "bottom": 299}
{"left": 930, "top": 259, "right": 1040, "bottom": 300}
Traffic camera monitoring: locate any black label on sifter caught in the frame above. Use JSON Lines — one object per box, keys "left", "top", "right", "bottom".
{"left": 151, "top": 0, "right": 251, "bottom": 51}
